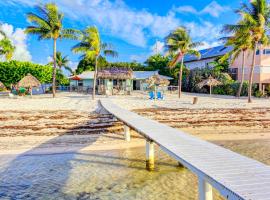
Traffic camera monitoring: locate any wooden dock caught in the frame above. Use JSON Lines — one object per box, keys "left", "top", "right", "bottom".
{"left": 99, "top": 99, "right": 270, "bottom": 200}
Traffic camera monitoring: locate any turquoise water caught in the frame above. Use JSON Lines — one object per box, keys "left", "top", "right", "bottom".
{"left": 0, "top": 147, "right": 211, "bottom": 200}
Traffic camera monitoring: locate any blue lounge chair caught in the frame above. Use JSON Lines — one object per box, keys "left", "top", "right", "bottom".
{"left": 157, "top": 91, "right": 163, "bottom": 100}
{"left": 149, "top": 91, "right": 155, "bottom": 100}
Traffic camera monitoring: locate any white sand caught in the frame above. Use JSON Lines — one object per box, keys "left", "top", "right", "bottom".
{"left": 111, "top": 91, "right": 270, "bottom": 110}
{"left": 1, "top": 91, "right": 270, "bottom": 155}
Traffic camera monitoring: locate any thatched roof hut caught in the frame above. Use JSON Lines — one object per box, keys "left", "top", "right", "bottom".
{"left": 97, "top": 68, "right": 133, "bottom": 79}
{"left": 197, "top": 76, "right": 222, "bottom": 95}
{"left": 0, "top": 81, "right": 6, "bottom": 90}
{"left": 17, "top": 73, "right": 41, "bottom": 88}
{"left": 145, "top": 75, "right": 170, "bottom": 87}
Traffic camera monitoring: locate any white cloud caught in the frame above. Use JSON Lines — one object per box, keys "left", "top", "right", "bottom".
{"left": 47, "top": 56, "right": 52, "bottom": 63}
{"left": 185, "top": 21, "right": 222, "bottom": 41}
{"left": 197, "top": 41, "right": 223, "bottom": 50}
{"left": 68, "top": 61, "right": 78, "bottom": 71}
{"left": 0, "top": 23, "right": 32, "bottom": 61}
{"left": 176, "top": 6, "right": 197, "bottom": 14}
{"left": 175, "top": 1, "right": 229, "bottom": 18}
{"left": 3, "top": 0, "right": 228, "bottom": 58}
{"left": 151, "top": 41, "right": 165, "bottom": 54}
{"left": 5, "top": 0, "right": 180, "bottom": 47}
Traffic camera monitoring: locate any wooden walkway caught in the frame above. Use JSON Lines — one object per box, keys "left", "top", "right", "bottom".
{"left": 100, "top": 99, "right": 270, "bottom": 200}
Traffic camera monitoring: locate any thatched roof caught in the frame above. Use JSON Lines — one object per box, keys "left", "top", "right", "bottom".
{"left": 0, "top": 81, "right": 6, "bottom": 90}
{"left": 145, "top": 75, "right": 170, "bottom": 87}
{"left": 17, "top": 73, "right": 41, "bottom": 88}
{"left": 197, "top": 76, "right": 222, "bottom": 88}
{"left": 97, "top": 68, "right": 133, "bottom": 79}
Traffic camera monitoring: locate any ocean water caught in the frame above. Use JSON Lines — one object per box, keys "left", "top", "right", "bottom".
{"left": 0, "top": 147, "right": 224, "bottom": 200}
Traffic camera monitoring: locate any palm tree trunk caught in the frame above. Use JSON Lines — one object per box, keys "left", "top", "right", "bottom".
{"left": 92, "top": 56, "right": 98, "bottom": 100}
{"left": 178, "top": 56, "right": 184, "bottom": 98}
{"left": 52, "top": 38, "right": 57, "bottom": 98}
{"left": 248, "top": 42, "right": 258, "bottom": 103}
{"left": 237, "top": 50, "right": 246, "bottom": 98}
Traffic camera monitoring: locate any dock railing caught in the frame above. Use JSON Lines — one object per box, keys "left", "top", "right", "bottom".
{"left": 99, "top": 99, "right": 270, "bottom": 200}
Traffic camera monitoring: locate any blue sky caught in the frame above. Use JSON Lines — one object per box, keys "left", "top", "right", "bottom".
{"left": 0, "top": 0, "right": 240, "bottom": 71}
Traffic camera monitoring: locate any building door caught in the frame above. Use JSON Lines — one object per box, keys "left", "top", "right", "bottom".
{"left": 133, "top": 80, "right": 141, "bottom": 90}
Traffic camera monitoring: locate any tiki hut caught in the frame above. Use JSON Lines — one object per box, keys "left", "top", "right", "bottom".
{"left": 97, "top": 68, "right": 133, "bottom": 95}
{"left": 0, "top": 81, "right": 6, "bottom": 91}
{"left": 17, "top": 73, "right": 41, "bottom": 96}
{"left": 97, "top": 68, "right": 133, "bottom": 80}
{"left": 197, "top": 76, "right": 222, "bottom": 95}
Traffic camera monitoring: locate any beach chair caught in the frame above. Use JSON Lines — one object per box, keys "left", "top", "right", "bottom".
{"left": 149, "top": 91, "right": 155, "bottom": 100}
{"left": 157, "top": 91, "right": 164, "bottom": 100}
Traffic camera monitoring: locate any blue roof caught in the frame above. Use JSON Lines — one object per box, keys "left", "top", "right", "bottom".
{"left": 184, "top": 45, "right": 233, "bottom": 63}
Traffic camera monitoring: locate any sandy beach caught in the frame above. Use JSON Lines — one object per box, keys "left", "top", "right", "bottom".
{"left": 1, "top": 92, "right": 270, "bottom": 158}
{"left": 1, "top": 92, "right": 270, "bottom": 200}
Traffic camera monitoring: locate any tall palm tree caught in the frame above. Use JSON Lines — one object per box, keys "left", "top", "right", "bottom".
{"left": 221, "top": 27, "right": 253, "bottom": 97}
{"left": 49, "top": 51, "right": 72, "bottom": 74}
{"left": 25, "top": 3, "right": 79, "bottom": 98}
{"left": 0, "top": 37, "right": 15, "bottom": 61}
{"left": 165, "top": 27, "right": 201, "bottom": 98}
{"left": 223, "top": 0, "right": 270, "bottom": 103}
{"left": 72, "top": 26, "right": 118, "bottom": 100}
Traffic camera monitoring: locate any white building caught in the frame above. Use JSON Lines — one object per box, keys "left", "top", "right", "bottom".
{"left": 184, "top": 45, "right": 233, "bottom": 69}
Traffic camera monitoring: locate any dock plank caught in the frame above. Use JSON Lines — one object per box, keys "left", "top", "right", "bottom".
{"left": 100, "top": 99, "right": 270, "bottom": 200}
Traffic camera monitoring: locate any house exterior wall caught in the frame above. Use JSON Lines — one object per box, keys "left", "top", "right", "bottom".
{"left": 185, "top": 58, "right": 216, "bottom": 70}
{"left": 231, "top": 46, "right": 270, "bottom": 84}
{"left": 70, "top": 80, "right": 77, "bottom": 87}
{"left": 83, "top": 80, "right": 94, "bottom": 87}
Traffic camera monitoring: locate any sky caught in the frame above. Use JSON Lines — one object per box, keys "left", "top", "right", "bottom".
{"left": 0, "top": 0, "right": 241, "bottom": 71}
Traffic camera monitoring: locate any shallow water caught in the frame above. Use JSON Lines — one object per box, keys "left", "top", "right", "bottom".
{"left": 0, "top": 146, "right": 225, "bottom": 200}
{"left": 1, "top": 139, "right": 270, "bottom": 200}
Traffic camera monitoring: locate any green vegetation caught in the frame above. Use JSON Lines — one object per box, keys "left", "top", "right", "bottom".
{"left": 0, "top": 61, "right": 68, "bottom": 88}
{"left": 25, "top": 3, "right": 79, "bottom": 97}
{"left": 223, "top": 0, "right": 270, "bottom": 102}
{"left": 165, "top": 27, "right": 202, "bottom": 98}
{"left": 72, "top": 26, "right": 118, "bottom": 100}
{"left": 0, "top": 37, "right": 15, "bottom": 61}
{"left": 50, "top": 51, "right": 73, "bottom": 74}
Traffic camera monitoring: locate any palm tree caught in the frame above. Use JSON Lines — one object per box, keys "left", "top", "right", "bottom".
{"left": 223, "top": 0, "right": 270, "bottom": 103}
{"left": 165, "top": 27, "right": 201, "bottom": 98}
{"left": 221, "top": 27, "right": 253, "bottom": 97}
{"left": 49, "top": 51, "right": 73, "bottom": 74}
{"left": 0, "top": 37, "right": 15, "bottom": 61}
{"left": 72, "top": 26, "right": 118, "bottom": 100}
{"left": 25, "top": 3, "right": 80, "bottom": 98}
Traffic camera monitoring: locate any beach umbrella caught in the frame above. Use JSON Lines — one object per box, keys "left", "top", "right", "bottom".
{"left": 144, "top": 75, "right": 170, "bottom": 87}
{"left": 197, "top": 76, "right": 222, "bottom": 95}
{"left": 70, "top": 75, "right": 81, "bottom": 81}
{"left": 17, "top": 73, "right": 41, "bottom": 96}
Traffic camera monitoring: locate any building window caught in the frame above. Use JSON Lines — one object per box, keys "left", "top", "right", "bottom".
{"left": 263, "top": 49, "right": 270, "bottom": 54}
{"left": 256, "top": 50, "right": 260, "bottom": 55}
{"left": 78, "top": 80, "right": 83, "bottom": 86}
{"left": 229, "top": 68, "right": 238, "bottom": 80}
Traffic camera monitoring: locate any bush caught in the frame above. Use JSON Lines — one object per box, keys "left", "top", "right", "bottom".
{"left": 254, "top": 90, "right": 264, "bottom": 98}
{"left": 213, "top": 82, "right": 258, "bottom": 96}
{"left": 0, "top": 60, "right": 69, "bottom": 87}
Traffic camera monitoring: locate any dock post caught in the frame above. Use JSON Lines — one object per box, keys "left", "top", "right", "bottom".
{"left": 146, "top": 139, "right": 154, "bottom": 171}
{"left": 124, "top": 125, "right": 131, "bottom": 142}
{"left": 199, "top": 178, "right": 213, "bottom": 200}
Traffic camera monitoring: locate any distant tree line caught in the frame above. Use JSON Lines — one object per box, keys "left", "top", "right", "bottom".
{"left": 0, "top": 61, "right": 69, "bottom": 87}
